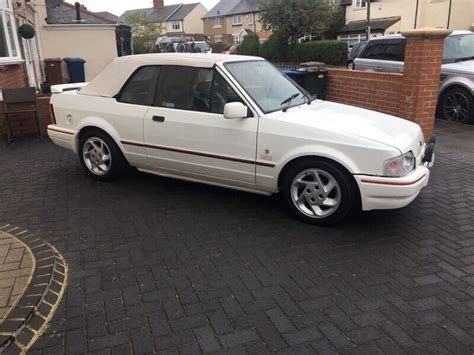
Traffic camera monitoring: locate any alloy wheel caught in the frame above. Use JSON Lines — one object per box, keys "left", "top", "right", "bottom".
{"left": 444, "top": 91, "right": 471, "bottom": 123}
{"left": 82, "top": 137, "right": 112, "bottom": 176}
{"left": 290, "top": 168, "right": 341, "bottom": 218}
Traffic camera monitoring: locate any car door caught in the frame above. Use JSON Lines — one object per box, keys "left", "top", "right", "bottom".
{"left": 355, "top": 38, "right": 405, "bottom": 74}
{"left": 143, "top": 65, "right": 258, "bottom": 186}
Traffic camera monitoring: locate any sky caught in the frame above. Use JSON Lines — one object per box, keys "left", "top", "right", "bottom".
{"left": 65, "top": 0, "right": 220, "bottom": 16}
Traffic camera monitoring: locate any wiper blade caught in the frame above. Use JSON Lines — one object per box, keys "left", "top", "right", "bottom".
{"left": 281, "top": 93, "right": 300, "bottom": 112}
{"left": 455, "top": 56, "right": 474, "bottom": 63}
{"left": 304, "top": 92, "right": 317, "bottom": 105}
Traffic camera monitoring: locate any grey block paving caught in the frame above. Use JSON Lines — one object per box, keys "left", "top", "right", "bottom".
{"left": 0, "top": 120, "right": 473, "bottom": 353}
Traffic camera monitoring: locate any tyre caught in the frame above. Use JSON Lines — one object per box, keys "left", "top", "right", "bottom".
{"left": 440, "top": 87, "right": 474, "bottom": 124}
{"left": 347, "top": 61, "right": 354, "bottom": 70}
{"left": 79, "top": 130, "right": 128, "bottom": 181}
{"left": 280, "top": 159, "right": 358, "bottom": 225}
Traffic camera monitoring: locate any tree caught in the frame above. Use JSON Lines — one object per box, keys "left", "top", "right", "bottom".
{"left": 125, "top": 13, "right": 163, "bottom": 54}
{"left": 258, "top": 0, "right": 341, "bottom": 44}
{"left": 238, "top": 33, "right": 260, "bottom": 56}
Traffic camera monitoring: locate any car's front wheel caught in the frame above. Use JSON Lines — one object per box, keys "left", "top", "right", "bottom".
{"left": 347, "top": 61, "right": 354, "bottom": 70}
{"left": 79, "top": 130, "right": 128, "bottom": 181}
{"left": 440, "top": 87, "right": 474, "bottom": 124}
{"left": 281, "top": 159, "right": 358, "bottom": 225}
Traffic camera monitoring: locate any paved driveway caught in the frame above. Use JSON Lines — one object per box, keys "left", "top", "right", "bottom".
{"left": 0, "top": 121, "right": 473, "bottom": 354}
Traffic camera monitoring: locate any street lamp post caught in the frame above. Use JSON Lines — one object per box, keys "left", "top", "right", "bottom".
{"left": 366, "top": 0, "right": 371, "bottom": 40}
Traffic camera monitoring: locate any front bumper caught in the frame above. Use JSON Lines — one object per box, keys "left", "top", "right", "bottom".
{"left": 356, "top": 139, "right": 435, "bottom": 211}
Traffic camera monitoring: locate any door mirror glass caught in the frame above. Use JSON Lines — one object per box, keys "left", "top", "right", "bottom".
{"left": 223, "top": 102, "right": 248, "bottom": 119}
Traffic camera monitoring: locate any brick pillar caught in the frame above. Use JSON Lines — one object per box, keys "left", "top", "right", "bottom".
{"left": 399, "top": 28, "right": 451, "bottom": 139}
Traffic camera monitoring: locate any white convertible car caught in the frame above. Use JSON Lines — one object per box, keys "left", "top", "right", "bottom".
{"left": 48, "top": 53, "right": 435, "bottom": 224}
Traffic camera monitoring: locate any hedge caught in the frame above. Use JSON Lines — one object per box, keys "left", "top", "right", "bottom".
{"left": 259, "top": 39, "right": 347, "bottom": 66}
{"left": 238, "top": 33, "right": 260, "bottom": 56}
{"left": 209, "top": 42, "right": 231, "bottom": 53}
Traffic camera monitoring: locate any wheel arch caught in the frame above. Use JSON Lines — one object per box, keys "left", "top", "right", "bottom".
{"left": 277, "top": 155, "right": 362, "bottom": 208}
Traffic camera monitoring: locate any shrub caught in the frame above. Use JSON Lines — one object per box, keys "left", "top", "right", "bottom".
{"left": 238, "top": 33, "right": 260, "bottom": 56}
{"left": 295, "top": 40, "right": 347, "bottom": 65}
{"left": 209, "top": 42, "right": 229, "bottom": 53}
{"left": 259, "top": 39, "right": 290, "bottom": 62}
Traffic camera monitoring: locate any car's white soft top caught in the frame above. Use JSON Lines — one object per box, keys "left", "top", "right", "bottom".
{"left": 78, "top": 53, "right": 262, "bottom": 98}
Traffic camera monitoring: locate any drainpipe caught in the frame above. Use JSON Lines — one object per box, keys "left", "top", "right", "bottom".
{"left": 447, "top": 0, "right": 453, "bottom": 29}
{"left": 414, "top": 0, "right": 419, "bottom": 29}
{"left": 366, "top": 0, "right": 371, "bottom": 40}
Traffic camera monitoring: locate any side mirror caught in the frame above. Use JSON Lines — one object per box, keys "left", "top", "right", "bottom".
{"left": 223, "top": 102, "right": 248, "bottom": 119}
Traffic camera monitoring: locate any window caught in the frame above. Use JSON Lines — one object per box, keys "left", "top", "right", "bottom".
{"left": 154, "top": 66, "right": 243, "bottom": 114}
{"left": 225, "top": 61, "right": 307, "bottom": 114}
{"left": 118, "top": 66, "right": 161, "bottom": 106}
{"left": 233, "top": 35, "right": 241, "bottom": 44}
{"left": 232, "top": 15, "right": 242, "bottom": 25}
{"left": 355, "top": 0, "right": 366, "bottom": 8}
{"left": 249, "top": 14, "right": 254, "bottom": 25}
{"left": 214, "top": 17, "right": 223, "bottom": 27}
{"left": 214, "top": 35, "right": 223, "bottom": 43}
{"left": 0, "top": 0, "right": 20, "bottom": 61}
{"left": 338, "top": 33, "right": 367, "bottom": 47}
{"left": 359, "top": 39, "right": 406, "bottom": 61}
{"left": 172, "top": 21, "right": 180, "bottom": 30}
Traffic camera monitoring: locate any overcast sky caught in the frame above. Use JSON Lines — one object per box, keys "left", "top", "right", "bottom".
{"left": 65, "top": 0, "right": 220, "bottom": 16}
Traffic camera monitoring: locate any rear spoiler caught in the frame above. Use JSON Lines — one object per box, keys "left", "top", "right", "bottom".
{"left": 51, "top": 83, "right": 88, "bottom": 94}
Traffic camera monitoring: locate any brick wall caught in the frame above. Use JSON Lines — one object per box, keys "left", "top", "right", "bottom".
{"left": 326, "top": 69, "right": 403, "bottom": 118}
{"left": 0, "top": 96, "right": 52, "bottom": 139}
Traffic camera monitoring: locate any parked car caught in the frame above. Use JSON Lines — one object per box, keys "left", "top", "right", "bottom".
{"left": 347, "top": 41, "right": 367, "bottom": 69}
{"left": 47, "top": 54, "right": 435, "bottom": 225}
{"left": 354, "top": 31, "right": 474, "bottom": 124}
{"left": 223, "top": 44, "right": 239, "bottom": 55}
{"left": 188, "top": 41, "right": 212, "bottom": 53}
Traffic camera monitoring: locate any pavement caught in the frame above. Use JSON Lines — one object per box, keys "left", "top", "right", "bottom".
{"left": 0, "top": 120, "right": 473, "bottom": 353}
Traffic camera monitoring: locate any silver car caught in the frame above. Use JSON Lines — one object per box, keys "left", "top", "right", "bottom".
{"left": 354, "top": 31, "right": 474, "bottom": 124}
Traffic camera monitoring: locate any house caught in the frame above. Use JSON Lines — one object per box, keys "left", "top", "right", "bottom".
{"left": 0, "top": 0, "right": 44, "bottom": 90}
{"left": 202, "top": 0, "right": 271, "bottom": 45}
{"left": 338, "top": 0, "right": 474, "bottom": 46}
{"left": 119, "top": 0, "right": 207, "bottom": 38}
{"left": 33, "top": 0, "right": 118, "bottom": 81}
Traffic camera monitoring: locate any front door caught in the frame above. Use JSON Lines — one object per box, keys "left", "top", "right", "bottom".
{"left": 143, "top": 65, "right": 258, "bottom": 186}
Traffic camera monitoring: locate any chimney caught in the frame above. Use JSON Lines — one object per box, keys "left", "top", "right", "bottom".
{"left": 74, "top": 2, "right": 81, "bottom": 21}
{"left": 153, "top": 0, "right": 164, "bottom": 10}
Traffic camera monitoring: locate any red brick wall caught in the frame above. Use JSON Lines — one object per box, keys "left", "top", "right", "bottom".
{"left": 0, "top": 96, "right": 52, "bottom": 138}
{"left": 326, "top": 69, "right": 403, "bottom": 118}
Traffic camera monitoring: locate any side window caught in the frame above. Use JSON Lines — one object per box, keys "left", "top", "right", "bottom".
{"left": 155, "top": 66, "right": 212, "bottom": 111}
{"left": 359, "top": 41, "right": 386, "bottom": 60}
{"left": 154, "top": 66, "right": 244, "bottom": 114}
{"left": 118, "top": 66, "right": 161, "bottom": 105}
{"left": 210, "top": 71, "right": 243, "bottom": 114}
{"left": 382, "top": 39, "right": 406, "bottom": 61}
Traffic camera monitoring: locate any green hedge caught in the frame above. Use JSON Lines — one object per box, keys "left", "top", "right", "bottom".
{"left": 238, "top": 33, "right": 260, "bottom": 56}
{"left": 259, "top": 39, "right": 347, "bottom": 65}
{"left": 209, "top": 42, "right": 231, "bottom": 53}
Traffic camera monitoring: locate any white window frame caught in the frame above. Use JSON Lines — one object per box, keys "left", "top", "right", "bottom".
{"left": 213, "top": 17, "right": 223, "bottom": 28}
{"left": 214, "top": 35, "right": 223, "bottom": 43}
{"left": 233, "top": 35, "right": 241, "bottom": 44}
{"left": 248, "top": 13, "right": 254, "bottom": 25}
{"left": 232, "top": 14, "right": 242, "bottom": 25}
{"left": 0, "top": 0, "right": 21, "bottom": 63}
{"left": 172, "top": 21, "right": 181, "bottom": 31}
{"left": 355, "top": 0, "right": 366, "bottom": 9}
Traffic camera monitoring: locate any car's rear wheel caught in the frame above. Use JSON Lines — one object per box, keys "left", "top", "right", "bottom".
{"left": 281, "top": 159, "right": 358, "bottom": 225}
{"left": 79, "top": 130, "right": 128, "bottom": 181}
{"left": 347, "top": 61, "right": 354, "bottom": 70}
{"left": 440, "top": 87, "right": 474, "bottom": 124}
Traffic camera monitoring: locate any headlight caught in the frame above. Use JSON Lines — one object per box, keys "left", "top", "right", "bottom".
{"left": 383, "top": 152, "right": 415, "bottom": 177}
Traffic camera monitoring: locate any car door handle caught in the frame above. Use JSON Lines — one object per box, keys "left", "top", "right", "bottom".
{"left": 152, "top": 115, "right": 165, "bottom": 122}
{"left": 374, "top": 66, "right": 383, "bottom": 71}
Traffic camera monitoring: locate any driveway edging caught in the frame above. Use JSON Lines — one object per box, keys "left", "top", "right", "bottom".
{"left": 0, "top": 224, "right": 68, "bottom": 354}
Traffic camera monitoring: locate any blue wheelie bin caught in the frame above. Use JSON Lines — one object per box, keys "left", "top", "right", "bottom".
{"left": 282, "top": 69, "right": 305, "bottom": 87}
{"left": 64, "top": 58, "right": 86, "bottom": 83}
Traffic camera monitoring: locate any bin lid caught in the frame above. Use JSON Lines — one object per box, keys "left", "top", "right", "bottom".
{"left": 63, "top": 58, "right": 86, "bottom": 63}
{"left": 44, "top": 58, "right": 62, "bottom": 63}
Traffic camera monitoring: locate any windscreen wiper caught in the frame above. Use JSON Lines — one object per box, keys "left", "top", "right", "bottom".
{"left": 455, "top": 56, "right": 474, "bottom": 63}
{"left": 281, "top": 93, "right": 300, "bottom": 112}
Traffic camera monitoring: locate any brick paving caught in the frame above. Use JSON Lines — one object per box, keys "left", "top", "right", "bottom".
{"left": 0, "top": 231, "right": 33, "bottom": 323}
{"left": 0, "top": 121, "right": 473, "bottom": 353}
